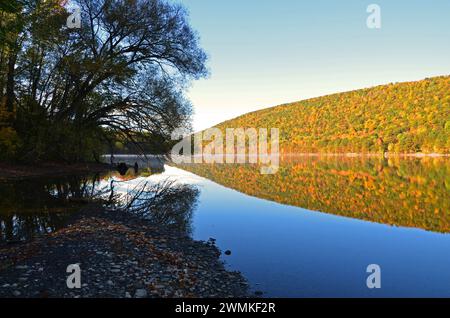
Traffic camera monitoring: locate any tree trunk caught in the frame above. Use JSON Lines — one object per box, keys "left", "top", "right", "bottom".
{"left": 5, "top": 51, "right": 16, "bottom": 113}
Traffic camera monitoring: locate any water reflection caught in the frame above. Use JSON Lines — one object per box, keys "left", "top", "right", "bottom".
{"left": 113, "top": 179, "right": 199, "bottom": 235}
{"left": 178, "top": 156, "right": 450, "bottom": 233}
{"left": 0, "top": 174, "right": 105, "bottom": 243}
{"left": 0, "top": 166, "right": 199, "bottom": 243}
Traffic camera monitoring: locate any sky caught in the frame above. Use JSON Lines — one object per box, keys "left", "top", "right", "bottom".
{"left": 179, "top": 0, "right": 450, "bottom": 131}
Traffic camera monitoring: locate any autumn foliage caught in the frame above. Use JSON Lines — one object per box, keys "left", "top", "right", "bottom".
{"left": 215, "top": 76, "right": 450, "bottom": 154}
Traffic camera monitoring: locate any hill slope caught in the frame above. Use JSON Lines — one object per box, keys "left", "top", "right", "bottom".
{"left": 214, "top": 76, "right": 450, "bottom": 154}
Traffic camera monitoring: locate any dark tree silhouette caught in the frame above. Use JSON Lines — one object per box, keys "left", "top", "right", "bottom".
{"left": 0, "top": 0, "right": 207, "bottom": 162}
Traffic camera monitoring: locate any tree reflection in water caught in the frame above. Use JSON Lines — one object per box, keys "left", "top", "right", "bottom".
{"left": 0, "top": 172, "right": 199, "bottom": 243}
{"left": 0, "top": 174, "right": 104, "bottom": 243}
{"left": 109, "top": 179, "right": 199, "bottom": 235}
{"left": 178, "top": 156, "right": 450, "bottom": 233}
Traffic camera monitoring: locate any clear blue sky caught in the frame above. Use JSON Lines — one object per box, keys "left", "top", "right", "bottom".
{"left": 178, "top": 0, "right": 450, "bottom": 131}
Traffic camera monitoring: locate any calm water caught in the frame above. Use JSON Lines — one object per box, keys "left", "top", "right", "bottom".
{"left": 1, "top": 156, "right": 450, "bottom": 297}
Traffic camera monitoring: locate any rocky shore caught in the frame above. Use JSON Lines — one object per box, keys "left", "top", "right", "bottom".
{"left": 0, "top": 206, "right": 249, "bottom": 298}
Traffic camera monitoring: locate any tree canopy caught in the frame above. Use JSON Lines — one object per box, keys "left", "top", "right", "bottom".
{"left": 0, "top": 0, "right": 207, "bottom": 162}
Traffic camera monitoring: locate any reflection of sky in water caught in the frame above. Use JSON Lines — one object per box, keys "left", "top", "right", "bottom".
{"left": 108, "top": 165, "right": 450, "bottom": 298}
{"left": 98, "top": 166, "right": 206, "bottom": 202}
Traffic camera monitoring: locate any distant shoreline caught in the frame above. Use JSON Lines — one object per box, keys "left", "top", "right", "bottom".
{"left": 279, "top": 153, "right": 450, "bottom": 158}
{"left": 1, "top": 152, "right": 448, "bottom": 181}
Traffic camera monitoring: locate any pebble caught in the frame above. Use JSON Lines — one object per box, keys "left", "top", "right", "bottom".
{"left": 15, "top": 265, "right": 28, "bottom": 270}
{"left": 0, "top": 214, "right": 249, "bottom": 298}
{"left": 134, "top": 289, "right": 147, "bottom": 298}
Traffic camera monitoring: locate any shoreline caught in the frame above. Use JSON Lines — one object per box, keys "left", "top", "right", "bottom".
{"left": 279, "top": 152, "right": 450, "bottom": 158}
{"left": 2, "top": 152, "right": 449, "bottom": 180}
{"left": 0, "top": 204, "right": 249, "bottom": 298}
{"left": 0, "top": 162, "right": 113, "bottom": 181}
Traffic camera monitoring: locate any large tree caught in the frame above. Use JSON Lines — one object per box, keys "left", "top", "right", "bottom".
{"left": 1, "top": 0, "right": 207, "bottom": 162}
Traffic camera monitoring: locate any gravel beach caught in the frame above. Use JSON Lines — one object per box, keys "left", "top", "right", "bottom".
{"left": 0, "top": 206, "right": 249, "bottom": 298}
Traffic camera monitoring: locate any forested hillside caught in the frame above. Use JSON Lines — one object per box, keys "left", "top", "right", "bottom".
{"left": 215, "top": 76, "right": 450, "bottom": 154}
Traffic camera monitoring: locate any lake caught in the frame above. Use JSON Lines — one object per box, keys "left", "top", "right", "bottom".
{"left": 1, "top": 156, "right": 449, "bottom": 297}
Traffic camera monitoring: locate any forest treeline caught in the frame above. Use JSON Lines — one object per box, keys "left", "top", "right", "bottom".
{"left": 0, "top": 0, "right": 206, "bottom": 163}
{"left": 215, "top": 76, "right": 450, "bottom": 154}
